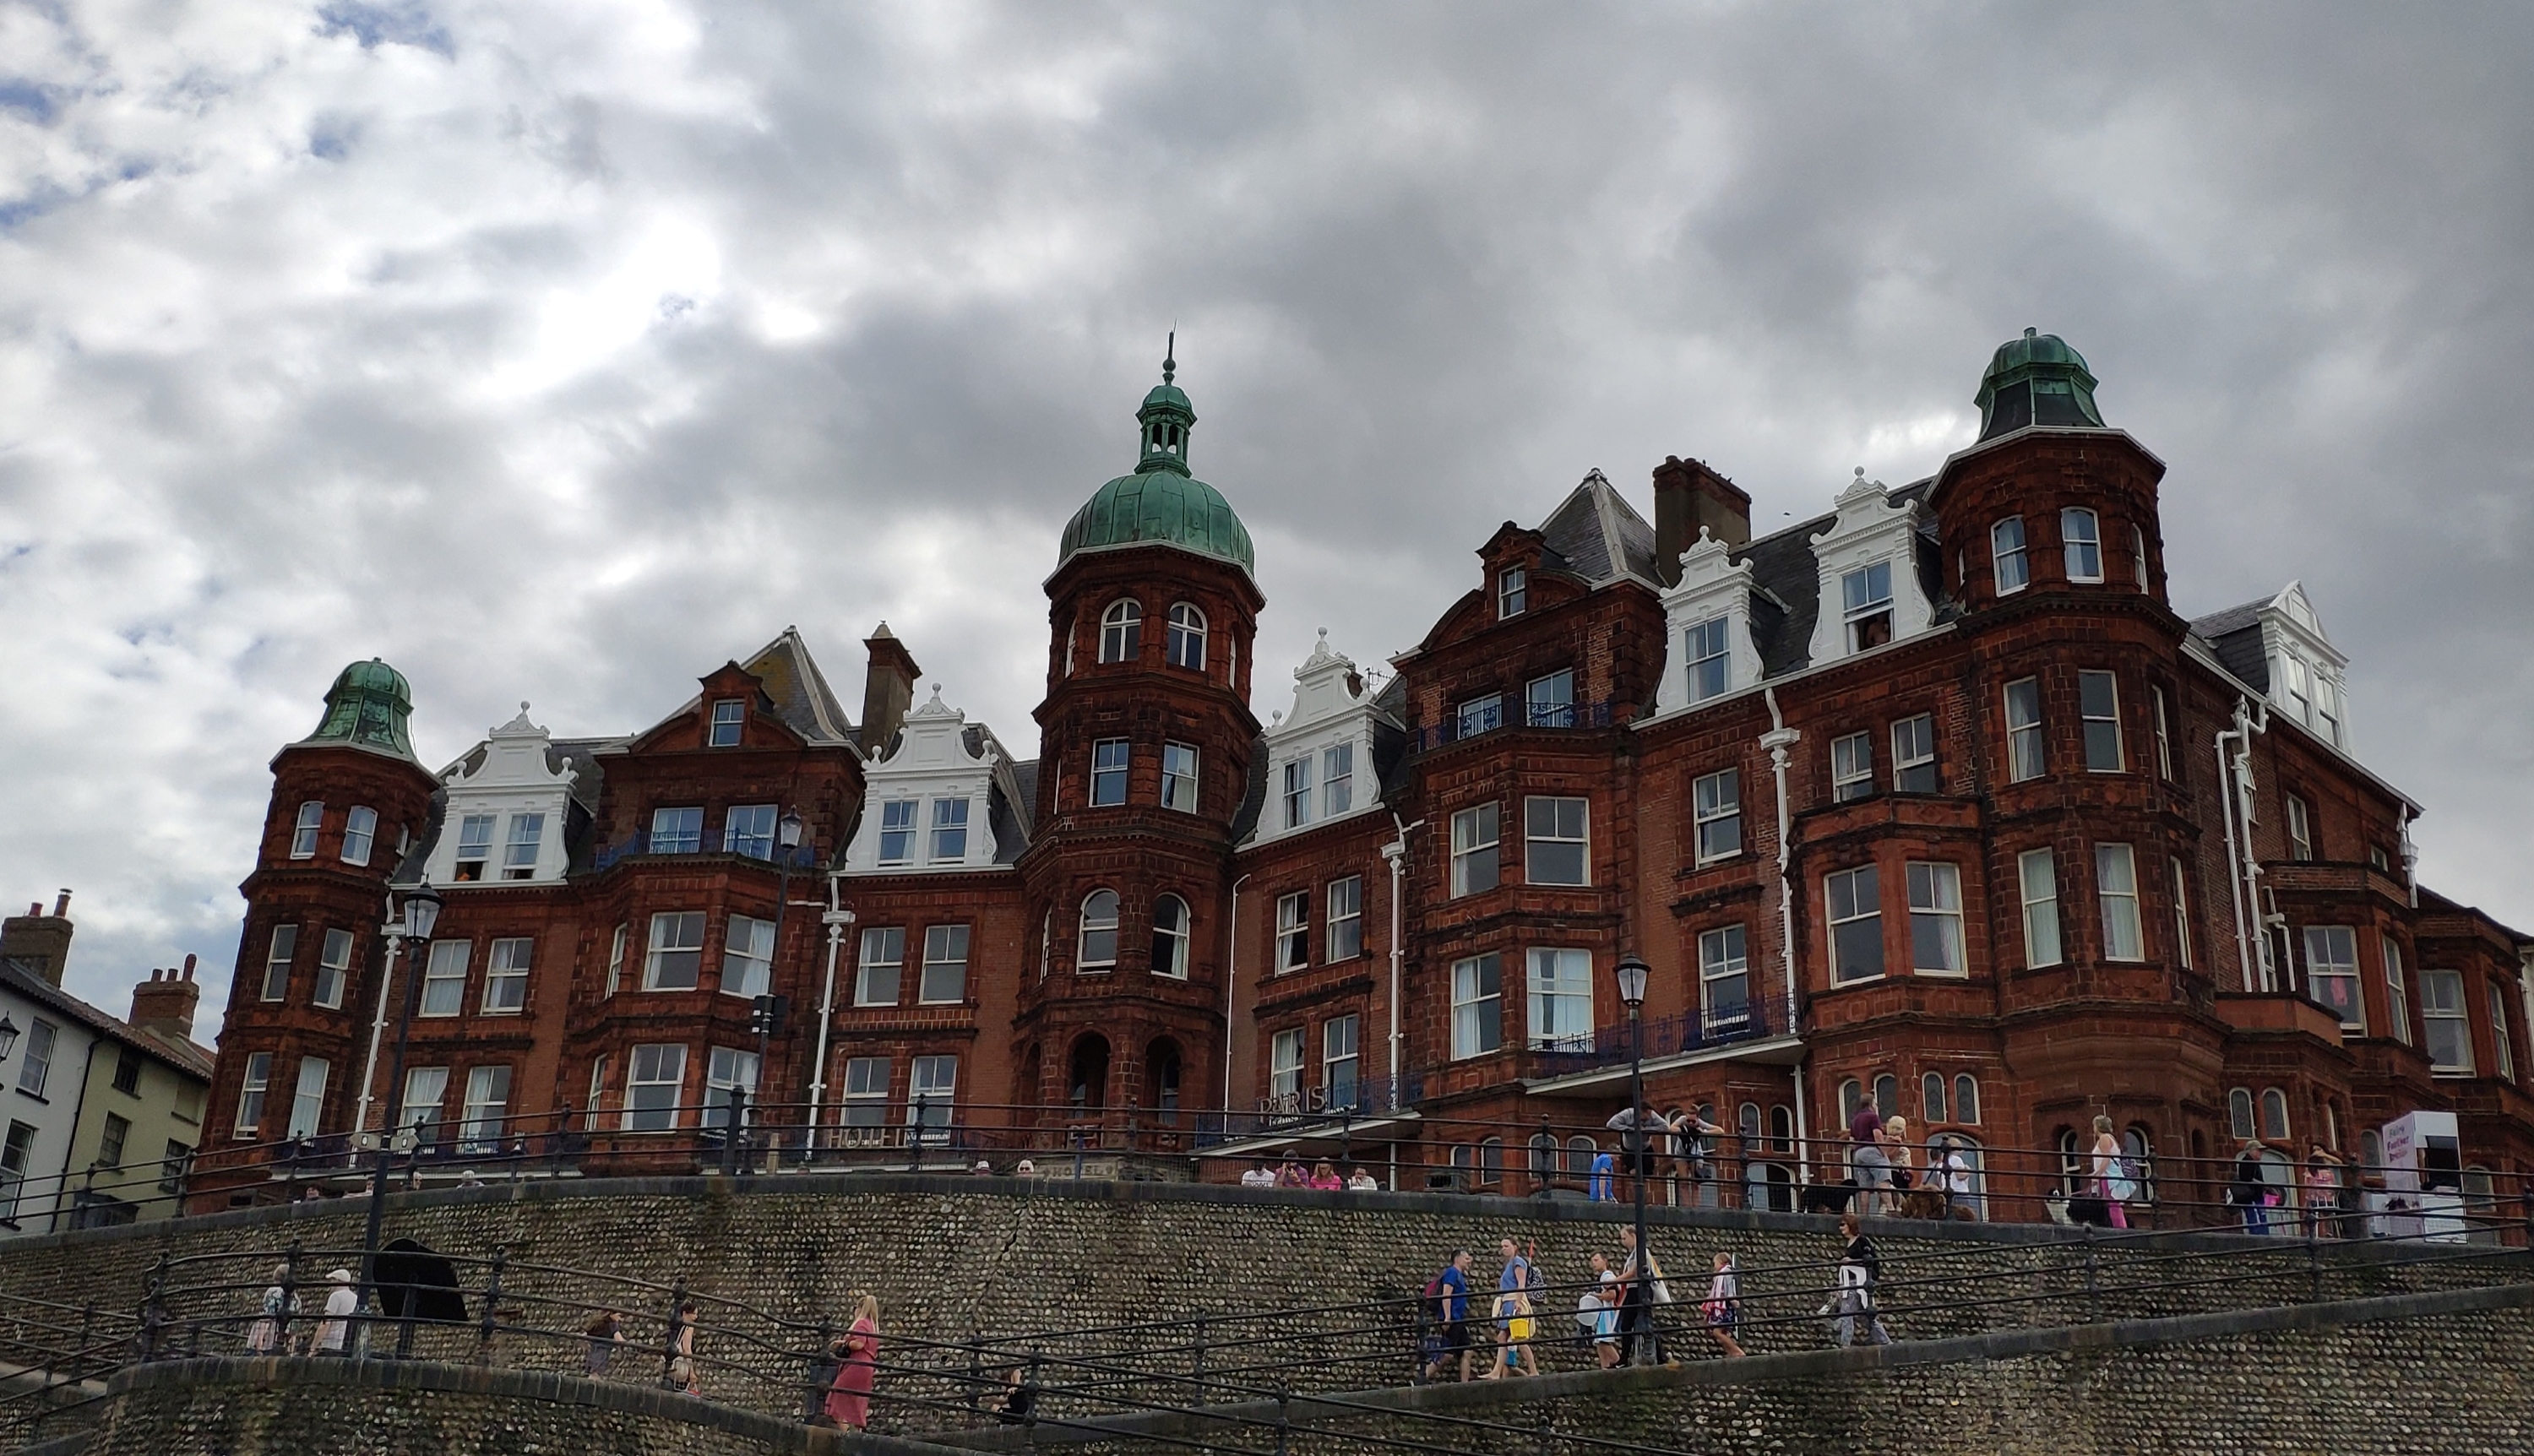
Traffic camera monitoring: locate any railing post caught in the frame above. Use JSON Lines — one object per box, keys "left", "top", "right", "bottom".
{"left": 1190, "top": 1313, "right": 1206, "bottom": 1403}
{"left": 477, "top": 1247, "right": 506, "bottom": 1364}
{"left": 1275, "top": 1376, "right": 1292, "bottom": 1456}
{"left": 1538, "top": 1415, "right": 1557, "bottom": 1456}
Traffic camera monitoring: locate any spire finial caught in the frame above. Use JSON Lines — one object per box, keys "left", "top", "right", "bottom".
{"left": 1162, "top": 330, "right": 1175, "bottom": 385}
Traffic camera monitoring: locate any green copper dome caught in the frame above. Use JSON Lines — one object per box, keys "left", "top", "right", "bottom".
{"left": 298, "top": 658, "right": 420, "bottom": 761}
{"left": 1057, "top": 345, "right": 1255, "bottom": 577}
{"left": 1975, "top": 327, "right": 2107, "bottom": 442}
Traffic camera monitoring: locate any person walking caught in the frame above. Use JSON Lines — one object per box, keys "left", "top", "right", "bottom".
{"left": 1422, "top": 1250, "right": 1474, "bottom": 1383}
{"left": 2089, "top": 1116, "right": 2131, "bottom": 1230}
{"left": 1615, "top": 1225, "right": 1672, "bottom": 1366}
{"left": 313, "top": 1269, "right": 358, "bottom": 1356}
{"left": 1848, "top": 1098, "right": 1890, "bottom": 1216}
{"left": 1587, "top": 1252, "right": 1622, "bottom": 1368}
{"left": 2229, "top": 1142, "right": 2270, "bottom": 1235}
{"left": 823, "top": 1293, "right": 881, "bottom": 1432}
{"left": 1482, "top": 1238, "right": 1537, "bottom": 1378}
{"left": 1701, "top": 1252, "right": 1746, "bottom": 1359}
{"left": 1832, "top": 1214, "right": 1892, "bottom": 1347}
{"left": 665, "top": 1301, "right": 701, "bottom": 1395}
{"left": 585, "top": 1308, "right": 626, "bottom": 1377}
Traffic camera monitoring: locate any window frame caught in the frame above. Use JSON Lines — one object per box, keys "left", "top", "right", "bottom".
{"left": 2096, "top": 844, "right": 2144, "bottom": 962}
{"left": 1324, "top": 1015, "right": 1362, "bottom": 1109}
{"left": 1906, "top": 861, "right": 1966, "bottom": 975}
{"left": 1322, "top": 743, "right": 1354, "bottom": 818}
{"left": 2079, "top": 671, "right": 2124, "bottom": 773}
{"left": 1281, "top": 756, "right": 1312, "bottom": 829}
{"left": 2423, "top": 969, "right": 2471, "bottom": 1073}
{"left": 1497, "top": 568, "right": 1528, "bottom": 618}
{"left": 2151, "top": 686, "right": 2175, "bottom": 780}
{"left": 877, "top": 800, "right": 918, "bottom": 866}
{"left": 1525, "top": 947, "right": 1594, "bottom": 1052}
{"left": 1161, "top": 742, "right": 1200, "bottom": 813}
{"left": 722, "top": 915, "right": 774, "bottom": 1000}
{"left": 854, "top": 926, "right": 905, "bottom": 1007}
{"left": 1165, "top": 602, "right": 1207, "bottom": 671}
{"left": 1275, "top": 890, "right": 1310, "bottom": 973}
{"left": 233, "top": 1052, "right": 271, "bottom": 1139}
{"left": 2383, "top": 936, "right": 2411, "bottom": 1046}
{"left": 2018, "top": 848, "right": 2063, "bottom": 968}
{"left": 1830, "top": 731, "right": 1874, "bottom": 803}
{"left": 419, "top": 938, "right": 469, "bottom": 1016}
{"left": 1077, "top": 890, "right": 1120, "bottom": 972}
{"left": 1693, "top": 768, "right": 1741, "bottom": 864}
{"left": 1269, "top": 1029, "right": 1305, "bottom": 1105}
{"left": 2489, "top": 983, "right": 2516, "bottom": 1082}
{"left": 1151, "top": 894, "right": 1191, "bottom": 979}
{"left": 287, "top": 1056, "right": 329, "bottom": 1140}
{"left": 623, "top": 1045, "right": 686, "bottom": 1132}
{"left": 458, "top": 1064, "right": 512, "bottom": 1152}
{"left": 2004, "top": 678, "right": 2045, "bottom": 782}
{"left": 918, "top": 924, "right": 970, "bottom": 1004}
{"left": 1522, "top": 795, "right": 1590, "bottom": 886}
{"left": 708, "top": 699, "right": 745, "bottom": 747}
{"left": 2302, "top": 925, "right": 2363, "bottom": 1030}
{"left": 341, "top": 806, "right": 378, "bottom": 867}
{"left": 721, "top": 803, "right": 777, "bottom": 860}
{"left": 701, "top": 1047, "right": 761, "bottom": 1130}
{"left": 2169, "top": 857, "right": 2194, "bottom": 971}
{"left": 1090, "top": 739, "right": 1130, "bottom": 807}
{"left": 453, "top": 813, "right": 496, "bottom": 880}
{"left": 2061, "top": 507, "right": 2103, "bottom": 582}
{"left": 1324, "top": 876, "right": 1363, "bottom": 962}
{"left": 482, "top": 936, "right": 533, "bottom": 1014}
{"left": 907, "top": 1056, "right": 957, "bottom": 1138}
{"left": 1450, "top": 953, "right": 1504, "bottom": 1059}
{"left": 649, "top": 806, "right": 704, "bottom": 856}
{"left": 1449, "top": 802, "right": 1500, "bottom": 897}
{"left": 1525, "top": 669, "right": 1576, "bottom": 729}
{"left": 2286, "top": 794, "right": 2314, "bottom": 862}
{"left": 1685, "top": 617, "right": 1731, "bottom": 702}
{"left": 642, "top": 911, "right": 706, "bottom": 991}
{"left": 291, "top": 801, "right": 323, "bottom": 859}
{"left": 1990, "top": 517, "right": 2029, "bottom": 595}
{"left": 928, "top": 797, "right": 971, "bottom": 863}
{"left": 1841, "top": 560, "right": 1895, "bottom": 652}
{"left": 1825, "top": 864, "right": 1884, "bottom": 984}
{"left": 1099, "top": 599, "right": 1143, "bottom": 663}
{"left": 1954, "top": 1074, "right": 1982, "bottom": 1126}
{"left": 1456, "top": 693, "right": 1504, "bottom": 740}
{"left": 1891, "top": 714, "right": 1937, "bottom": 793}
{"left": 1699, "top": 924, "right": 1749, "bottom": 1030}
{"left": 503, "top": 812, "right": 546, "bottom": 878}
{"left": 260, "top": 925, "right": 297, "bottom": 1003}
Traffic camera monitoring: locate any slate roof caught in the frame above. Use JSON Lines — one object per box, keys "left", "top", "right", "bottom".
{"left": 2189, "top": 600, "right": 2271, "bottom": 693}
{"left": 995, "top": 761, "right": 1040, "bottom": 867}
{"left": 0, "top": 958, "right": 214, "bottom": 1080}
{"left": 1725, "top": 477, "right": 1940, "bottom": 679}
{"left": 635, "top": 628, "right": 858, "bottom": 751}
{"left": 1536, "top": 470, "right": 1660, "bottom": 585}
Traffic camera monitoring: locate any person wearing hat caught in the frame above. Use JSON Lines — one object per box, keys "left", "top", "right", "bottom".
{"left": 315, "top": 1269, "right": 359, "bottom": 1355}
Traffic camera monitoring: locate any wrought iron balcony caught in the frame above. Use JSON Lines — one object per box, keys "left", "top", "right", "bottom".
{"left": 1527, "top": 1001, "right": 1779, "bottom": 1078}
{"left": 1408, "top": 698, "right": 1616, "bottom": 754}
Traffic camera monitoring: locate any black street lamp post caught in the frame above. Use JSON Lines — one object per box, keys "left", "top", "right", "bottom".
{"left": 1613, "top": 953, "right": 1652, "bottom": 1366}
{"left": 359, "top": 883, "right": 442, "bottom": 1338}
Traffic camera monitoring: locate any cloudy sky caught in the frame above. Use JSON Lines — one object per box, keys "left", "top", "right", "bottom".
{"left": 4, "top": 3, "right": 2530, "bottom": 1038}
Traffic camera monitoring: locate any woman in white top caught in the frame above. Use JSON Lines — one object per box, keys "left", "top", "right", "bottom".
{"left": 314, "top": 1269, "right": 359, "bottom": 1355}
{"left": 2089, "top": 1115, "right": 2130, "bottom": 1229}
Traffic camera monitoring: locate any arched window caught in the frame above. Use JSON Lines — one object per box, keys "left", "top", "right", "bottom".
{"left": 1929, "top": 1133, "right": 1987, "bottom": 1220}
{"left": 1529, "top": 1133, "right": 1558, "bottom": 1180}
{"left": 1838, "top": 1078, "right": 1863, "bottom": 1123}
{"left": 1146, "top": 1040, "right": 1182, "bottom": 1117}
{"left": 1745, "top": 1160, "right": 1793, "bottom": 1213}
{"left": 2227, "top": 1088, "right": 2256, "bottom": 1141}
{"left": 1478, "top": 1137, "right": 1504, "bottom": 1187}
{"left": 1922, "top": 1073, "right": 1948, "bottom": 1124}
{"left": 1566, "top": 1135, "right": 1597, "bottom": 1176}
{"left": 2122, "top": 1125, "right": 2157, "bottom": 1205}
{"left": 2257, "top": 1146, "right": 2296, "bottom": 1209}
{"left": 1769, "top": 1105, "right": 1794, "bottom": 1153}
{"left": 1150, "top": 894, "right": 1190, "bottom": 978}
{"left": 2259, "top": 1088, "right": 2291, "bottom": 1142}
{"left": 1166, "top": 603, "right": 1207, "bottom": 671}
{"left": 2062, "top": 507, "right": 2103, "bottom": 582}
{"left": 1737, "top": 1101, "right": 1762, "bottom": 1149}
{"left": 1099, "top": 600, "right": 1142, "bottom": 663}
{"left": 2358, "top": 1127, "right": 2384, "bottom": 1177}
{"left": 1953, "top": 1073, "right": 1982, "bottom": 1126}
{"left": 1873, "top": 1074, "right": 1899, "bottom": 1116}
{"left": 1078, "top": 890, "right": 1120, "bottom": 971}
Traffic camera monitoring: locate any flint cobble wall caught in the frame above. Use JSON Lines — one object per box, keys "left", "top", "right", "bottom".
{"left": 0, "top": 1176, "right": 2525, "bottom": 1439}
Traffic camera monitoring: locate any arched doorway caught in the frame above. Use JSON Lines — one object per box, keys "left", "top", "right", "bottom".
{"left": 1069, "top": 1034, "right": 1111, "bottom": 1112}
{"left": 1145, "top": 1039, "right": 1183, "bottom": 1123}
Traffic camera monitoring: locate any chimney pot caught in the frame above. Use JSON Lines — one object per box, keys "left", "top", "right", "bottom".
{"left": 1651, "top": 454, "right": 1753, "bottom": 586}
{"left": 860, "top": 627, "right": 925, "bottom": 756}
{"left": 52, "top": 889, "right": 71, "bottom": 917}
{"left": 183, "top": 953, "right": 197, "bottom": 981}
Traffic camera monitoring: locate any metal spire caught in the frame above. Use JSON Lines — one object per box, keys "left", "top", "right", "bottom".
{"left": 1163, "top": 329, "right": 1175, "bottom": 384}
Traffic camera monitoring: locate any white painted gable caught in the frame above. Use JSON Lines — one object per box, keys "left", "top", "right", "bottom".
{"left": 431, "top": 704, "right": 577, "bottom": 886}
{"left": 1248, "top": 630, "right": 1385, "bottom": 846}
{"left": 1806, "top": 470, "right": 1936, "bottom": 667}
{"left": 842, "top": 686, "right": 1009, "bottom": 873}
{"left": 1652, "top": 526, "right": 1767, "bottom": 717}
{"left": 2259, "top": 580, "right": 2353, "bottom": 751}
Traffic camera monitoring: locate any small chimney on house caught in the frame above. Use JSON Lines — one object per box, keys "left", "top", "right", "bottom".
{"left": 1650, "top": 455, "right": 1753, "bottom": 586}
{"left": 859, "top": 622, "right": 925, "bottom": 757}
{"left": 0, "top": 891, "right": 75, "bottom": 987}
{"left": 131, "top": 955, "right": 204, "bottom": 1041}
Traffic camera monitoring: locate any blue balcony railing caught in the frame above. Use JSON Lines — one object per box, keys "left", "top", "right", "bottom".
{"left": 1528, "top": 1002, "right": 1779, "bottom": 1078}
{"left": 592, "top": 833, "right": 818, "bottom": 873}
{"left": 1411, "top": 698, "right": 1616, "bottom": 753}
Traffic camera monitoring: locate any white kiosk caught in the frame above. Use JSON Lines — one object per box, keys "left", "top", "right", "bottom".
{"left": 2379, "top": 1111, "right": 2466, "bottom": 1243}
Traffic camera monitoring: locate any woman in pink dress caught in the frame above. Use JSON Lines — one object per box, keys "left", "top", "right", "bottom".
{"left": 824, "top": 1293, "right": 882, "bottom": 1432}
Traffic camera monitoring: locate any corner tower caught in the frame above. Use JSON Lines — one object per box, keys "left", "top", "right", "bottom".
{"left": 1020, "top": 347, "right": 1264, "bottom": 1125}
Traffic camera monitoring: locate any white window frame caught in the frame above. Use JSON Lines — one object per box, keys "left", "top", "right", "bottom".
{"left": 1324, "top": 876, "right": 1363, "bottom": 961}
{"left": 877, "top": 800, "right": 918, "bottom": 865}
{"left": 1991, "top": 517, "right": 2029, "bottom": 595}
{"left": 2384, "top": 936, "right": 2411, "bottom": 1046}
{"left": 1906, "top": 861, "right": 1966, "bottom": 975}
{"left": 260, "top": 925, "right": 297, "bottom": 1002}
{"left": 458, "top": 1064, "right": 511, "bottom": 1151}
{"left": 1456, "top": 693, "right": 1504, "bottom": 740}
{"left": 1525, "top": 669, "right": 1575, "bottom": 728}
{"left": 1166, "top": 602, "right": 1207, "bottom": 671}
{"left": 1090, "top": 739, "right": 1129, "bottom": 807}
{"left": 1685, "top": 617, "right": 1730, "bottom": 703}
{"left": 503, "top": 812, "right": 546, "bottom": 878}
{"left": 234, "top": 1052, "right": 271, "bottom": 1138}
{"left": 291, "top": 801, "right": 323, "bottom": 859}
{"left": 1526, "top": 947, "right": 1594, "bottom": 1051}
{"left": 2096, "top": 845, "right": 2144, "bottom": 962}
{"left": 2019, "top": 848, "right": 2062, "bottom": 968}
{"left": 287, "top": 1057, "right": 329, "bottom": 1139}
{"left": 708, "top": 698, "right": 745, "bottom": 747}
{"left": 722, "top": 803, "right": 776, "bottom": 859}
{"left": 402, "top": 1066, "right": 449, "bottom": 1145}
{"left": 2131, "top": 524, "right": 2150, "bottom": 590}
{"left": 1498, "top": 568, "right": 1527, "bottom": 618}
{"left": 643, "top": 911, "right": 705, "bottom": 991}
{"left": 1323, "top": 1016, "right": 1361, "bottom": 1107}
{"left": 855, "top": 926, "right": 904, "bottom": 1006}
{"left": 1523, "top": 796, "right": 1589, "bottom": 886}
{"left": 919, "top": 924, "right": 970, "bottom": 1004}
{"left": 1694, "top": 769, "right": 1740, "bottom": 863}
{"left": 929, "top": 798, "right": 970, "bottom": 863}
{"left": 1275, "top": 890, "right": 1309, "bottom": 972}
{"left": 2062, "top": 507, "right": 2103, "bottom": 582}
{"left": 314, "top": 927, "right": 354, "bottom": 1010}
{"left": 1830, "top": 731, "right": 1874, "bottom": 803}
{"left": 722, "top": 915, "right": 774, "bottom": 999}
{"left": 1151, "top": 896, "right": 1190, "bottom": 978}
{"left": 2286, "top": 794, "right": 2314, "bottom": 862}
{"left": 703, "top": 1047, "right": 760, "bottom": 1130}
{"left": 341, "top": 806, "right": 377, "bottom": 867}
{"left": 623, "top": 1045, "right": 685, "bottom": 1131}
{"left": 420, "top": 938, "right": 468, "bottom": 1016}
{"left": 2151, "top": 686, "right": 2174, "bottom": 780}
{"left": 908, "top": 1056, "right": 957, "bottom": 1139}
{"left": 1449, "top": 802, "right": 1499, "bottom": 897}
{"left": 1078, "top": 890, "right": 1119, "bottom": 972}
{"left": 2004, "top": 678, "right": 2045, "bottom": 782}
{"left": 1269, "top": 1030, "right": 1305, "bottom": 1105}
{"left": 1321, "top": 743, "right": 1353, "bottom": 818}
{"left": 2079, "top": 671, "right": 2124, "bottom": 772}
{"left": 1891, "top": 714, "right": 1937, "bottom": 793}
{"left": 454, "top": 814, "right": 496, "bottom": 880}
{"left": 1161, "top": 742, "right": 1200, "bottom": 813}
{"left": 840, "top": 1057, "right": 889, "bottom": 1131}
{"left": 1826, "top": 865, "right": 1884, "bottom": 983}
{"left": 1450, "top": 953, "right": 1504, "bottom": 1059}
{"left": 1699, "top": 925, "right": 1749, "bottom": 1029}
{"left": 1100, "top": 599, "right": 1141, "bottom": 663}
{"left": 2303, "top": 926, "right": 2363, "bottom": 1030}
{"left": 1841, "top": 560, "right": 1895, "bottom": 652}
{"left": 650, "top": 806, "right": 704, "bottom": 856}
{"left": 2490, "top": 984, "right": 2516, "bottom": 1082}
{"left": 482, "top": 936, "right": 533, "bottom": 1013}
{"left": 16, "top": 1020, "right": 53, "bottom": 1100}
{"left": 2170, "top": 858, "right": 2194, "bottom": 971}
{"left": 1281, "top": 757, "right": 1313, "bottom": 829}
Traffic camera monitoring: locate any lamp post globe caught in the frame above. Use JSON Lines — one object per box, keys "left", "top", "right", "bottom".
{"left": 0, "top": 1013, "right": 19, "bottom": 1063}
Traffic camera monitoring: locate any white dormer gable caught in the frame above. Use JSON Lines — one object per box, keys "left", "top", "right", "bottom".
{"left": 843, "top": 686, "right": 1008, "bottom": 874}
{"left": 1653, "top": 527, "right": 1767, "bottom": 716}
{"left": 1806, "top": 469, "right": 1935, "bottom": 667}
{"left": 1248, "top": 630, "right": 1385, "bottom": 846}
{"left": 2259, "top": 581, "right": 2352, "bottom": 751}
{"left": 432, "top": 704, "right": 577, "bottom": 886}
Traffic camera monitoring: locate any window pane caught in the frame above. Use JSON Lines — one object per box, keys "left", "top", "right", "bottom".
{"left": 2019, "top": 849, "right": 2061, "bottom": 967}
{"left": 722, "top": 915, "right": 773, "bottom": 999}
{"left": 1451, "top": 954, "right": 1503, "bottom": 1058}
{"left": 1079, "top": 890, "right": 1120, "bottom": 969}
{"left": 2080, "top": 671, "right": 2123, "bottom": 772}
{"left": 1832, "top": 732, "right": 1873, "bottom": 802}
{"left": 930, "top": 798, "right": 970, "bottom": 862}
{"left": 1891, "top": 714, "right": 1938, "bottom": 793}
{"left": 1694, "top": 769, "right": 1740, "bottom": 861}
{"left": 1526, "top": 948, "right": 1594, "bottom": 1051}
{"left": 421, "top": 939, "right": 469, "bottom": 1015}
{"left": 644, "top": 912, "right": 704, "bottom": 991}
{"left": 1325, "top": 877, "right": 1363, "bottom": 961}
{"left": 2096, "top": 845, "right": 2143, "bottom": 961}
{"left": 1687, "top": 618, "right": 1731, "bottom": 701}
{"left": 1828, "top": 866, "right": 1883, "bottom": 981}
{"left": 650, "top": 807, "right": 703, "bottom": 855}
{"left": 1450, "top": 803, "right": 1499, "bottom": 896}
{"left": 878, "top": 801, "right": 918, "bottom": 864}
{"left": 1091, "top": 740, "right": 1129, "bottom": 806}
{"left": 1524, "top": 796, "right": 1588, "bottom": 885}
{"left": 1525, "top": 670, "right": 1575, "bottom": 728}
{"left": 2063, "top": 508, "right": 2102, "bottom": 580}
{"left": 918, "top": 925, "right": 969, "bottom": 1002}
{"left": 856, "top": 927, "right": 905, "bottom": 1005}
{"left": 1992, "top": 518, "right": 2029, "bottom": 593}
{"left": 1907, "top": 862, "right": 1966, "bottom": 974}
{"left": 1699, "top": 926, "right": 1749, "bottom": 1026}
{"left": 2005, "top": 679, "right": 2045, "bottom": 782}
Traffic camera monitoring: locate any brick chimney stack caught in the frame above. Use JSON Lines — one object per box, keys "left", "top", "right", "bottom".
{"left": 1650, "top": 455, "right": 1754, "bottom": 586}
{"left": 859, "top": 622, "right": 925, "bottom": 756}
{"left": 131, "top": 954, "right": 203, "bottom": 1040}
{"left": 0, "top": 890, "right": 75, "bottom": 987}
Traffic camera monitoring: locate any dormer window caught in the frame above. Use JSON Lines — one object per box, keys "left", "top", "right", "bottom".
{"left": 1322, "top": 744, "right": 1353, "bottom": 816}
{"left": 503, "top": 813, "right": 545, "bottom": 879}
{"left": 1100, "top": 600, "right": 1142, "bottom": 663}
{"left": 1991, "top": 519, "right": 2029, "bottom": 595}
{"left": 1842, "top": 562, "right": 1895, "bottom": 652}
{"left": 454, "top": 813, "right": 496, "bottom": 881}
{"left": 1282, "top": 758, "right": 1313, "bottom": 829}
{"left": 2062, "top": 508, "right": 2103, "bottom": 582}
{"left": 1498, "top": 568, "right": 1528, "bottom": 618}
{"left": 930, "top": 799, "right": 970, "bottom": 862}
{"left": 1166, "top": 603, "right": 1207, "bottom": 671}
{"left": 709, "top": 699, "right": 745, "bottom": 747}
{"left": 877, "top": 801, "right": 917, "bottom": 865}
{"left": 1685, "top": 619, "right": 1730, "bottom": 702}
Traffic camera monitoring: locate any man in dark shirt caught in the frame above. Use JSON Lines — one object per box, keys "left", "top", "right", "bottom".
{"left": 1849, "top": 1100, "right": 1890, "bottom": 1216}
{"left": 1423, "top": 1249, "right": 1474, "bottom": 1383}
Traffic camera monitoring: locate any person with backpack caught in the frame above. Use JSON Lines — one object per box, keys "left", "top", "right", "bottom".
{"left": 1829, "top": 1213, "right": 1892, "bottom": 1347}
{"left": 1701, "top": 1252, "right": 1746, "bottom": 1358}
{"left": 1421, "top": 1249, "right": 1474, "bottom": 1383}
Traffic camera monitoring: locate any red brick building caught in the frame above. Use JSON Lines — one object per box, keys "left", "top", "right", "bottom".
{"left": 197, "top": 333, "right": 2534, "bottom": 1220}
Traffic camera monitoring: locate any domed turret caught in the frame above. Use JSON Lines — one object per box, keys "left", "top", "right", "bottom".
{"left": 1058, "top": 342, "right": 1255, "bottom": 578}
{"left": 1974, "top": 328, "right": 2107, "bottom": 442}
{"left": 297, "top": 657, "right": 420, "bottom": 761}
